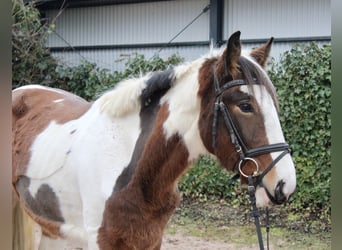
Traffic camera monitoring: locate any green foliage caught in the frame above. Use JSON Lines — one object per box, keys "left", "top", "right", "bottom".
{"left": 53, "top": 62, "right": 118, "bottom": 101}
{"left": 179, "top": 156, "right": 249, "bottom": 207}
{"left": 51, "top": 53, "right": 184, "bottom": 100}
{"left": 114, "top": 53, "right": 184, "bottom": 79}
{"left": 179, "top": 156, "right": 231, "bottom": 201}
{"left": 12, "top": 0, "right": 57, "bottom": 88}
{"left": 269, "top": 43, "right": 331, "bottom": 218}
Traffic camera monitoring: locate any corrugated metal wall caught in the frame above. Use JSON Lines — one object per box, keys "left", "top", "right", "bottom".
{"left": 51, "top": 45, "right": 210, "bottom": 72}
{"left": 46, "top": 0, "right": 209, "bottom": 47}
{"left": 45, "top": 0, "right": 331, "bottom": 72}
{"left": 224, "top": 0, "right": 331, "bottom": 40}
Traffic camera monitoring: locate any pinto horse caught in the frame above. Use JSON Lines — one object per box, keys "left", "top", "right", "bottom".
{"left": 12, "top": 31, "right": 296, "bottom": 250}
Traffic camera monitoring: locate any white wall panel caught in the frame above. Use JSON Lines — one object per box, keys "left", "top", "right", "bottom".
{"left": 51, "top": 40, "right": 330, "bottom": 74}
{"left": 51, "top": 45, "right": 211, "bottom": 72}
{"left": 46, "top": 0, "right": 209, "bottom": 47}
{"left": 45, "top": 0, "right": 330, "bottom": 71}
{"left": 243, "top": 40, "right": 330, "bottom": 63}
{"left": 224, "top": 0, "right": 331, "bottom": 40}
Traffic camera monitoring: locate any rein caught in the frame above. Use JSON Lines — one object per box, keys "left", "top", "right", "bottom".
{"left": 211, "top": 71, "right": 291, "bottom": 250}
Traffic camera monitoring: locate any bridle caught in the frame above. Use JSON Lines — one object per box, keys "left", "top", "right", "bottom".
{"left": 211, "top": 70, "right": 291, "bottom": 250}
{"left": 211, "top": 70, "right": 291, "bottom": 187}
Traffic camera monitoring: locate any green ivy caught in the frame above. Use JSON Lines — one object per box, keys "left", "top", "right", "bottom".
{"left": 51, "top": 53, "right": 184, "bottom": 101}
{"left": 12, "top": 0, "right": 58, "bottom": 88}
{"left": 51, "top": 62, "right": 118, "bottom": 101}
{"left": 179, "top": 156, "right": 250, "bottom": 207}
{"left": 269, "top": 43, "right": 331, "bottom": 219}
{"left": 114, "top": 53, "right": 184, "bottom": 80}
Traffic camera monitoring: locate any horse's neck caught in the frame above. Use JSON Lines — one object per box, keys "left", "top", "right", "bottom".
{"left": 128, "top": 104, "right": 191, "bottom": 208}
{"left": 119, "top": 61, "right": 208, "bottom": 209}
{"left": 98, "top": 121, "right": 188, "bottom": 247}
{"left": 125, "top": 66, "right": 210, "bottom": 208}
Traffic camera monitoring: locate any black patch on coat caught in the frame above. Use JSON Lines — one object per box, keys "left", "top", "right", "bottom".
{"left": 113, "top": 68, "right": 175, "bottom": 192}
{"left": 141, "top": 67, "right": 175, "bottom": 107}
{"left": 15, "top": 176, "right": 65, "bottom": 223}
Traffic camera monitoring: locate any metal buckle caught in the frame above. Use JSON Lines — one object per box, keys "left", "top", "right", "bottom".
{"left": 238, "top": 157, "right": 260, "bottom": 178}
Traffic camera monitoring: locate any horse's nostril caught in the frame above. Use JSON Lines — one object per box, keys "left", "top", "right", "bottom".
{"left": 275, "top": 180, "right": 287, "bottom": 204}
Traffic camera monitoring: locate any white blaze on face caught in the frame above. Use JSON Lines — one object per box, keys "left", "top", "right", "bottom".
{"left": 240, "top": 84, "right": 296, "bottom": 206}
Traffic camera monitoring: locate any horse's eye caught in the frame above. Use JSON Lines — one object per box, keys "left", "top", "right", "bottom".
{"left": 238, "top": 103, "right": 253, "bottom": 113}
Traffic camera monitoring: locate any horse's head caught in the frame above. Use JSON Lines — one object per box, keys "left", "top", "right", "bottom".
{"left": 198, "top": 31, "right": 296, "bottom": 207}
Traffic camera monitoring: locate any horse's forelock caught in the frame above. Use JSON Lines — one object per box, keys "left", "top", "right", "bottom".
{"left": 238, "top": 56, "right": 279, "bottom": 110}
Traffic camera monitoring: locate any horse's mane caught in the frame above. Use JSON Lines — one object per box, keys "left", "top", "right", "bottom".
{"left": 96, "top": 49, "right": 276, "bottom": 118}
{"left": 95, "top": 48, "right": 217, "bottom": 118}
{"left": 96, "top": 75, "right": 150, "bottom": 117}
{"left": 96, "top": 67, "right": 177, "bottom": 118}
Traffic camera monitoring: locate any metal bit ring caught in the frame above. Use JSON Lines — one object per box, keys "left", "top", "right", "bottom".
{"left": 238, "top": 157, "right": 260, "bottom": 178}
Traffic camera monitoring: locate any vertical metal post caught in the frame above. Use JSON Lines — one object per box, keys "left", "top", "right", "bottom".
{"left": 209, "top": 0, "right": 224, "bottom": 47}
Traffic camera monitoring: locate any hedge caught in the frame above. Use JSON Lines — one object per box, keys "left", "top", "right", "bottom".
{"left": 269, "top": 43, "right": 331, "bottom": 219}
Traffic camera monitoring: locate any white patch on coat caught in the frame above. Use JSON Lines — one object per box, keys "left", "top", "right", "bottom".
{"left": 26, "top": 102, "right": 141, "bottom": 248}
{"left": 26, "top": 120, "right": 77, "bottom": 179}
{"left": 161, "top": 59, "right": 209, "bottom": 161}
{"left": 37, "top": 234, "right": 84, "bottom": 250}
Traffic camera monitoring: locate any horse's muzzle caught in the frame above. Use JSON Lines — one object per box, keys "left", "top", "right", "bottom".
{"left": 274, "top": 180, "right": 287, "bottom": 204}
{"left": 265, "top": 180, "right": 289, "bottom": 205}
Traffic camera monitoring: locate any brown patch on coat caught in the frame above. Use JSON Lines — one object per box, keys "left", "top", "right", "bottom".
{"left": 22, "top": 203, "right": 64, "bottom": 238}
{"left": 98, "top": 103, "right": 190, "bottom": 250}
{"left": 12, "top": 86, "right": 91, "bottom": 184}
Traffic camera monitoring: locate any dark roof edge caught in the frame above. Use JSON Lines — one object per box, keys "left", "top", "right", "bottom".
{"left": 26, "top": 0, "right": 174, "bottom": 10}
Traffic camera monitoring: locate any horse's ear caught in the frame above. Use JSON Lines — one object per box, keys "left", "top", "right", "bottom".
{"left": 250, "top": 37, "right": 274, "bottom": 68}
{"left": 225, "top": 31, "right": 242, "bottom": 77}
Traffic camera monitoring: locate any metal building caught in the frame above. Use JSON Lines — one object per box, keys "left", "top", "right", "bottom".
{"left": 33, "top": 0, "right": 331, "bottom": 72}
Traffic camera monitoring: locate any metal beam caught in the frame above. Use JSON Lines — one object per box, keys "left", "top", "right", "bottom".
{"left": 209, "top": 0, "right": 224, "bottom": 47}
{"left": 48, "top": 36, "right": 331, "bottom": 52}
{"left": 48, "top": 41, "right": 210, "bottom": 52}
{"left": 33, "top": 0, "right": 173, "bottom": 10}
